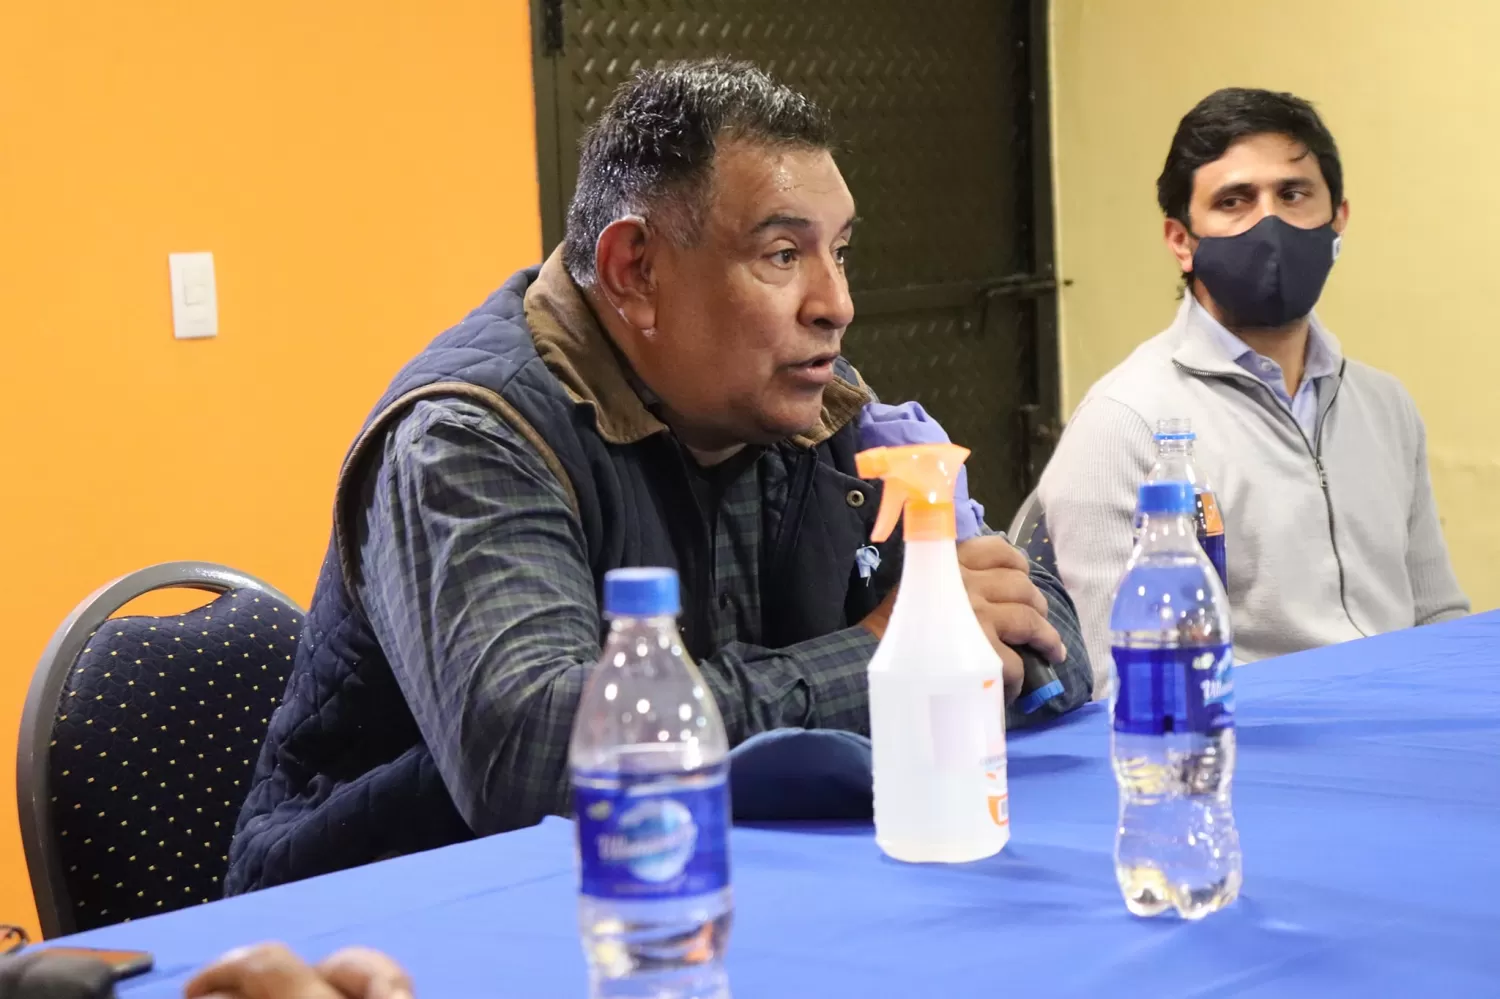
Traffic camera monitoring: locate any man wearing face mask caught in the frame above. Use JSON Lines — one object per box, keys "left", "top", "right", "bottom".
{"left": 1038, "top": 87, "right": 1467, "bottom": 688}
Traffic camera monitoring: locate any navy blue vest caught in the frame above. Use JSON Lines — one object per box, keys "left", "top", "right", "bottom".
{"left": 225, "top": 266, "right": 893, "bottom": 893}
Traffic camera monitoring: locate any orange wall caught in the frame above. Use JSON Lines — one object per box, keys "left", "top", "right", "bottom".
{"left": 0, "top": 2, "right": 541, "bottom": 935}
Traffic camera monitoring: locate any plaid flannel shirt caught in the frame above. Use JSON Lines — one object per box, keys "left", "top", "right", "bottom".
{"left": 355, "top": 397, "right": 1090, "bottom": 836}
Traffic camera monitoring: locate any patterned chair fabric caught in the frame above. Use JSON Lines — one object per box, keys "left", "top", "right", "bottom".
{"left": 47, "top": 589, "right": 300, "bottom": 930}
{"left": 1007, "top": 489, "right": 1058, "bottom": 577}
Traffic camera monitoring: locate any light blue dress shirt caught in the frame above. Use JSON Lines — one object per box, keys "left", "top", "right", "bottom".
{"left": 1191, "top": 298, "right": 1342, "bottom": 441}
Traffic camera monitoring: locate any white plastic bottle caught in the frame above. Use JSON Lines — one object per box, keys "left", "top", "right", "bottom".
{"left": 856, "top": 444, "right": 1010, "bottom": 864}
{"left": 570, "top": 567, "right": 732, "bottom": 999}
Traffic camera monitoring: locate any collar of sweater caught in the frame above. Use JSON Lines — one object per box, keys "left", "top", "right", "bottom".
{"left": 1167, "top": 293, "right": 1345, "bottom": 383}
{"left": 1165, "top": 294, "right": 1347, "bottom": 431}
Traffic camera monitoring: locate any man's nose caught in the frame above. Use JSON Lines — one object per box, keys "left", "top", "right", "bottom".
{"left": 801, "top": 252, "right": 855, "bottom": 332}
{"left": 1254, "top": 192, "right": 1293, "bottom": 225}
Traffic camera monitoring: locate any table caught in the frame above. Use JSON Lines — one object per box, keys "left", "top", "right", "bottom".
{"left": 55, "top": 612, "right": 1500, "bottom": 997}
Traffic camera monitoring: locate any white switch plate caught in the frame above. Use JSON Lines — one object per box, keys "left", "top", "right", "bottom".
{"left": 168, "top": 252, "right": 218, "bottom": 339}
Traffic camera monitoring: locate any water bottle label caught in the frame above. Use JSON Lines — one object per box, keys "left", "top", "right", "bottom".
{"left": 574, "top": 766, "right": 730, "bottom": 901}
{"left": 1197, "top": 490, "right": 1229, "bottom": 588}
{"left": 1199, "top": 531, "right": 1229, "bottom": 589}
{"left": 1198, "top": 490, "right": 1224, "bottom": 535}
{"left": 1111, "top": 644, "right": 1234, "bottom": 736}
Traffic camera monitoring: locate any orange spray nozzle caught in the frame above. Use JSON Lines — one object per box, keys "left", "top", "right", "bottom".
{"left": 855, "top": 443, "right": 972, "bottom": 542}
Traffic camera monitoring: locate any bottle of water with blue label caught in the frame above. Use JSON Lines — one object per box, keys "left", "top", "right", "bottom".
{"left": 1142, "top": 418, "right": 1228, "bottom": 590}
{"left": 571, "top": 567, "right": 732, "bottom": 998}
{"left": 1110, "top": 481, "right": 1241, "bottom": 920}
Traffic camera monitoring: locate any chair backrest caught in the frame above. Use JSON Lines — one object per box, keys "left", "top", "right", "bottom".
{"left": 1006, "top": 488, "right": 1058, "bottom": 577}
{"left": 17, "top": 562, "right": 304, "bottom": 937}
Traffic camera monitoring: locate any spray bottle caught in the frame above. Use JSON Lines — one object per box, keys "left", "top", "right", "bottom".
{"left": 856, "top": 444, "right": 1010, "bottom": 864}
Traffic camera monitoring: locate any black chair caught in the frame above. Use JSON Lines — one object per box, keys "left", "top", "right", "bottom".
{"left": 1007, "top": 489, "right": 1058, "bottom": 577}
{"left": 17, "top": 562, "right": 303, "bottom": 936}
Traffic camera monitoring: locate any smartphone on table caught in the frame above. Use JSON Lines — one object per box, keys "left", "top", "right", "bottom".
{"left": 33, "top": 946, "right": 154, "bottom": 981}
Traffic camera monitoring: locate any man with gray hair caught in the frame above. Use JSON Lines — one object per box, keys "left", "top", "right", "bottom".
{"left": 227, "top": 59, "right": 1092, "bottom": 891}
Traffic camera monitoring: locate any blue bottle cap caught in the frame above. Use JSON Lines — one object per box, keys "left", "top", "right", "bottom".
{"left": 1137, "top": 480, "right": 1195, "bottom": 516}
{"left": 1017, "top": 678, "right": 1065, "bottom": 715}
{"left": 603, "top": 567, "right": 681, "bottom": 617}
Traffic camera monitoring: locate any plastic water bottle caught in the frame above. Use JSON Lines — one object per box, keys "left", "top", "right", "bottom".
{"left": 1142, "top": 418, "right": 1228, "bottom": 589}
{"left": 570, "top": 568, "right": 732, "bottom": 998}
{"left": 1110, "top": 481, "right": 1241, "bottom": 920}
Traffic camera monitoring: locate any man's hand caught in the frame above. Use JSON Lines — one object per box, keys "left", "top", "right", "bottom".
{"left": 184, "top": 942, "right": 413, "bottom": 999}
{"left": 858, "top": 536, "right": 1066, "bottom": 704}
{"left": 957, "top": 533, "right": 1067, "bottom": 665}
{"left": 958, "top": 536, "right": 1066, "bottom": 703}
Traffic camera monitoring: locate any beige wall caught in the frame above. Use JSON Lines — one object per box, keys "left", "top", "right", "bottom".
{"left": 1049, "top": 0, "right": 1500, "bottom": 611}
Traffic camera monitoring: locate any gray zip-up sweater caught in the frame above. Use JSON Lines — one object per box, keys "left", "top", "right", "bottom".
{"left": 1040, "top": 296, "right": 1468, "bottom": 692}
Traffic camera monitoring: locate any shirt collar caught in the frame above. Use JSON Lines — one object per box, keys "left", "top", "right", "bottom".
{"left": 1177, "top": 294, "right": 1343, "bottom": 381}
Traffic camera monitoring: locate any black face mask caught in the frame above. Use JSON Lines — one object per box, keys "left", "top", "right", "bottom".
{"left": 1190, "top": 214, "right": 1340, "bottom": 328}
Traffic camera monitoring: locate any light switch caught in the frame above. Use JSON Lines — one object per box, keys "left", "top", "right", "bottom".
{"left": 169, "top": 252, "right": 218, "bottom": 339}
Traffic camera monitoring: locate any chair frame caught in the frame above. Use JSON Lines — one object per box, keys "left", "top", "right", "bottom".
{"left": 1007, "top": 488, "right": 1042, "bottom": 543}
{"left": 17, "top": 561, "right": 299, "bottom": 938}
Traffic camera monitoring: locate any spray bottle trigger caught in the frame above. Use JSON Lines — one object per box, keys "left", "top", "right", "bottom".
{"left": 856, "top": 446, "right": 906, "bottom": 543}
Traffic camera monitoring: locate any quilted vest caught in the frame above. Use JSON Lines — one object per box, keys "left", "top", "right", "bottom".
{"left": 225, "top": 263, "right": 893, "bottom": 893}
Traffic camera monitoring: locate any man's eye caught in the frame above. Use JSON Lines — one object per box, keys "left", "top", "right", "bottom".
{"left": 834, "top": 245, "right": 850, "bottom": 266}
{"left": 1284, "top": 189, "right": 1308, "bottom": 203}
{"left": 772, "top": 248, "right": 797, "bottom": 266}
{"left": 1218, "top": 197, "right": 1243, "bottom": 211}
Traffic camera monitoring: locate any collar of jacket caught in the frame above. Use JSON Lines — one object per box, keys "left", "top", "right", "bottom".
{"left": 1168, "top": 292, "right": 1344, "bottom": 385}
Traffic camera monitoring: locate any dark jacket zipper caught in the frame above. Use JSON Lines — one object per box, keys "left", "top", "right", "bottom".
{"left": 1293, "top": 361, "right": 1367, "bottom": 638}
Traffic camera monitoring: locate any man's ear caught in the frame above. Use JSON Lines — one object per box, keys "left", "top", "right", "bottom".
{"left": 594, "top": 216, "right": 658, "bottom": 334}
{"left": 1332, "top": 198, "right": 1351, "bottom": 235}
{"left": 1164, "top": 217, "right": 1196, "bottom": 277}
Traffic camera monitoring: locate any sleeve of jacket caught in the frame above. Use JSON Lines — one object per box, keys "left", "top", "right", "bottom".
{"left": 1005, "top": 558, "right": 1094, "bottom": 729}
{"left": 1403, "top": 399, "right": 1470, "bottom": 625}
{"left": 1036, "top": 396, "right": 1156, "bottom": 697}
{"left": 354, "top": 398, "right": 878, "bottom": 838}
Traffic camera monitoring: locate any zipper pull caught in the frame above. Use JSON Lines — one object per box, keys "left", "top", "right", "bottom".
{"left": 1315, "top": 458, "right": 1329, "bottom": 490}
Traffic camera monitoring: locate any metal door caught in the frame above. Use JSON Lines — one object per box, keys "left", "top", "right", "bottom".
{"left": 531, "top": 0, "right": 1060, "bottom": 520}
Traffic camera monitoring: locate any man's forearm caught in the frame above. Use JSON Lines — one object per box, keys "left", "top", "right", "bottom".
{"left": 705, "top": 626, "right": 878, "bottom": 740}
{"left": 458, "top": 627, "right": 877, "bottom": 835}
{"left": 1407, "top": 427, "right": 1471, "bottom": 626}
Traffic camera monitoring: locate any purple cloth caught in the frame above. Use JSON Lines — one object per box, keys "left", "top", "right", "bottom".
{"left": 857, "top": 401, "right": 986, "bottom": 541}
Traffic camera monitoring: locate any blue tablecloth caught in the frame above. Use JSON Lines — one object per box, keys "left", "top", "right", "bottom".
{"left": 55, "top": 612, "right": 1500, "bottom": 997}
